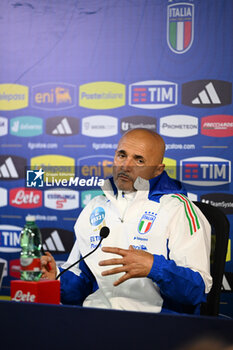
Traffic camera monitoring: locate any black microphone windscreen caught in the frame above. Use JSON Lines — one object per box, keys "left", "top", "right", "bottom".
{"left": 100, "top": 226, "right": 110, "bottom": 239}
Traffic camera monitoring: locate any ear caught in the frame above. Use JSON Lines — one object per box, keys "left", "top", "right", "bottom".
{"left": 154, "top": 163, "right": 165, "bottom": 176}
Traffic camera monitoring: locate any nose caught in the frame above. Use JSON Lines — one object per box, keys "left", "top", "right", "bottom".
{"left": 121, "top": 156, "right": 133, "bottom": 171}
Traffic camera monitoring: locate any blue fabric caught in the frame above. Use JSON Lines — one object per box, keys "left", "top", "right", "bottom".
{"left": 60, "top": 259, "right": 98, "bottom": 305}
{"left": 148, "top": 254, "right": 207, "bottom": 314}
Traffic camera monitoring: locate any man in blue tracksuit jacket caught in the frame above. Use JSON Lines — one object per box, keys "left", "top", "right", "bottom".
{"left": 41, "top": 128, "right": 212, "bottom": 314}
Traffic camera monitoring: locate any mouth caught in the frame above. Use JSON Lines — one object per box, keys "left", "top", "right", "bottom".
{"left": 117, "top": 172, "right": 132, "bottom": 181}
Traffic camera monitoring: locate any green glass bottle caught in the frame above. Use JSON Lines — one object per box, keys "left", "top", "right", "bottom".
{"left": 20, "top": 215, "right": 42, "bottom": 281}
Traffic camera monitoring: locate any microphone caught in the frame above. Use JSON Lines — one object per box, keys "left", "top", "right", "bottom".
{"left": 55, "top": 226, "right": 110, "bottom": 280}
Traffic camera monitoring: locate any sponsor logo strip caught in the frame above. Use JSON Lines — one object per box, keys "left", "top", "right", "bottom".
{"left": 172, "top": 194, "right": 200, "bottom": 235}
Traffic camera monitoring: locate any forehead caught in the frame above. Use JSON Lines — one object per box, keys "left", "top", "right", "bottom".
{"left": 116, "top": 134, "right": 152, "bottom": 156}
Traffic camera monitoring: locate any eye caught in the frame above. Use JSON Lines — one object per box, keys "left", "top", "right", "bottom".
{"left": 137, "top": 158, "right": 145, "bottom": 165}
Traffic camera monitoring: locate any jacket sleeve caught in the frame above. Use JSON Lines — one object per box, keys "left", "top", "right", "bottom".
{"left": 148, "top": 195, "right": 212, "bottom": 306}
{"left": 59, "top": 240, "right": 98, "bottom": 305}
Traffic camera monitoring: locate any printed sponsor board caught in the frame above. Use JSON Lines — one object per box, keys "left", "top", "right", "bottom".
{"left": 129, "top": 80, "right": 177, "bottom": 109}
{"left": 41, "top": 228, "right": 74, "bottom": 255}
{"left": 180, "top": 157, "right": 231, "bottom": 186}
{"left": 120, "top": 116, "right": 156, "bottom": 133}
{"left": 79, "top": 82, "right": 125, "bottom": 109}
{"left": 44, "top": 189, "right": 79, "bottom": 210}
{"left": 167, "top": 2, "right": 194, "bottom": 54}
{"left": 0, "top": 84, "right": 28, "bottom": 110}
{"left": 10, "top": 188, "right": 42, "bottom": 208}
{"left": 182, "top": 80, "right": 232, "bottom": 107}
{"left": 32, "top": 83, "right": 76, "bottom": 110}
{"left": 160, "top": 115, "right": 198, "bottom": 137}
{"left": 0, "top": 117, "right": 8, "bottom": 136}
{"left": 0, "top": 188, "right": 7, "bottom": 207}
{"left": 46, "top": 116, "right": 79, "bottom": 136}
{"left": 81, "top": 190, "right": 103, "bottom": 208}
{"left": 10, "top": 116, "right": 43, "bottom": 137}
{"left": 163, "top": 157, "right": 177, "bottom": 179}
{"left": 82, "top": 115, "right": 118, "bottom": 137}
{"left": 201, "top": 193, "right": 233, "bottom": 215}
{"left": 10, "top": 259, "right": 20, "bottom": 279}
{"left": 77, "top": 155, "right": 114, "bottom": 179}
{"left": 30, "top": 155, "right": 75, "bottom": 182}
{"left": 0, "top": 225, "right": 22, "bottom": 253}
{"left": 201, "top": 115, "right": 233, "bottom": 137}
{"left": 0, "top": 155, "right": 26, "bottom": 180}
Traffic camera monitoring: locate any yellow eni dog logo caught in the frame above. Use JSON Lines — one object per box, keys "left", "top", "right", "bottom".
{"left": 0, "top": 84, "right": 28, "bottom": 110}
{"left": 31, "top": 155, "right": 75, "bottom": 183}
{"left": 32, "top": 83, "right": 76, "bottom": 110}
{"left": 163, "top": 157, "right": 177, "bottom": 179}
{"left": 79, "top": 82, "right": 125, "bottom": 109}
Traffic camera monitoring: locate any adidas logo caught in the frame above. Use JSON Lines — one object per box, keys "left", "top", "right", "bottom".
{"left": 182, "top": 80, "right": 232, "bottom": 107}
{"left": 0, "top": 157, "right": 19, "bottom": 178}
{"left": 52, "top": 118, "right": 72, "bottom": 135}
{"left": 41, "top": 227, "right": 74, "bottom": 254}
{"left": 192, "top": 82, "right": 221, "bottom": 105}
{"left": 43, "top": 230, "right": 65, "bottom": 252}
{"left": 46, "top": 116, "right": 79, "bottom": 136}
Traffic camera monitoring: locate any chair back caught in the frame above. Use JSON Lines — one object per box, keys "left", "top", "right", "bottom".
{"left": 193, "top": 201, "right": 229, "bottom": 316}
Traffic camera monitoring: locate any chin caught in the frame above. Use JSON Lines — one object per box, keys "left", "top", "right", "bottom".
{"left": 115, "top": 180, "right": 134, "bottom": 192}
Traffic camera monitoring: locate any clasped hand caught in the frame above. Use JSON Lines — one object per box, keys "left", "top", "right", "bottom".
{"left": 99, "top": 245, "right": 154, "bottom": 286}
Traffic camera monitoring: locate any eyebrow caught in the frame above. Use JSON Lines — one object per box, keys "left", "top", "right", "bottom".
{"left": 117, "top": 149, "right": 145, "bottom": 161}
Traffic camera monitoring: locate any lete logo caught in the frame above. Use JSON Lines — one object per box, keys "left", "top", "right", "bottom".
{"left": 10, "top": 188, "right": 42, "bottom": 208}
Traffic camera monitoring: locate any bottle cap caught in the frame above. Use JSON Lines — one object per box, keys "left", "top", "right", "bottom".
{"left": 26, "top": 215, "right": 35, "bottom": 222}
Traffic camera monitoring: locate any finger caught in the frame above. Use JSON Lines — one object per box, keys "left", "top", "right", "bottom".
{"left": 129, "top": 245, "right": 135, "bottom": 251}
{"left": 99, "top": 258, "right": 124, "bottom": 266}
{"left": 101, "top": 247, "right": 127, "bottom": 256}
{"left": 113, "top": 273, "right": 130, "bottom": 286}
{"left": 101, "top": 266, "right": 126, "bottom": 276}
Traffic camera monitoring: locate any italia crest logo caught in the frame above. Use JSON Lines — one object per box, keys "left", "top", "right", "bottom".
{"left": 138, "top": 211, "right": 157, "bottom": 234}
{"left": 167, "top": 2, "right": 194, "bottom": 54}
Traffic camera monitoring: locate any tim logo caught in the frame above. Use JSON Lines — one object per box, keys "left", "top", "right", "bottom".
{"left": 0, "top": 225, "right": 22, "bottom": 252}
{"left": 180, "top": 157, "right": 231, "bottom": 186}
{"left": 129, "top": 81, "right": 177, "bottom": 109}
{"left": 26, "top": 169, "right": 44, "bottom": 188}
{"left": 167, "top": 2, "right": 194, "bottom": 54}
{"left": 32, "top": 83, "right": 76, "bottom": 110}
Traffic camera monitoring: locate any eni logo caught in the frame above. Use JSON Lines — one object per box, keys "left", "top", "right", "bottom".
{"left": 32, "top": 83, "right": 76, "bottom": 110}
{"left": 0, "top": 84, "right": 28, "bottom": 111}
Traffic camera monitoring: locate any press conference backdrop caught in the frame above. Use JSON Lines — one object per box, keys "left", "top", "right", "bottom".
{"left": 0, "top": 0, "right": 232, "bottom": 316}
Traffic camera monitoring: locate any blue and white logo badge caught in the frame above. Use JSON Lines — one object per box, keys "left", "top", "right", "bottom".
{"left": 129, "top": 80, "right": 177, "bottom": 109}
{"left": 26, "top": 169, "right": 44, "bottom": 188}
{"left": 180, "top": 157, "right": 231, "bottom": 186}
{"left": 90, "top": 207, "right": 105, "bottom": 227}
{"left": 138, "top": 212, "right": 157, "bottom": 234}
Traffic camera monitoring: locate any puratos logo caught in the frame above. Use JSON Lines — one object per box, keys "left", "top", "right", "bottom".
{"left": 44, "top": 189, "right": 79, "bottom": 210}
{"left": 10, "top": 188, "right": 42, "bottom": 208}
{"left": 160, "top": 115, "right": 198, "bottom": 137}
{"left": 32, "top": 83, "right": 76, "bottom": 110}
{"left": 79, "top": 82, "right": 125, "bottom": 109}
{"left": 10, "top": 116, "right": 43, "bottom": 137}
{"left": 182, "top": 80, "right": 232, "bottom": 107}
{"left": 46, "top": 116, "right": 79, "bottom": 136}
{"left": 0, "top": 117, "right": 8, "bottom": 136}
{"left": 82, "top": 115, "right": 118, "bottom": 137}
{"left": 0, "top": 225, "right": 22, "bottom": 252}
{"left": 129, "top": 80, "right": 177, "bottom": 109}
{"left": 0, "top": 84, "right": 28, "bottom": 110}
{"left": 0, "top": 155, "right": 26, "bottom": 180}
{"left": 121, "top": 116, "right": 156, "bottom": 133}
{"left": 201, "top": 193, "right": 233, "bottom": 215}
{"left": 180, "top": 157, "right": 231, "bottom": 186}
{"left": 167, "top": 2, "right": 194, "bottom": 54}
{"left": 201, "top": 115, "right": 233, "bottom": 137}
